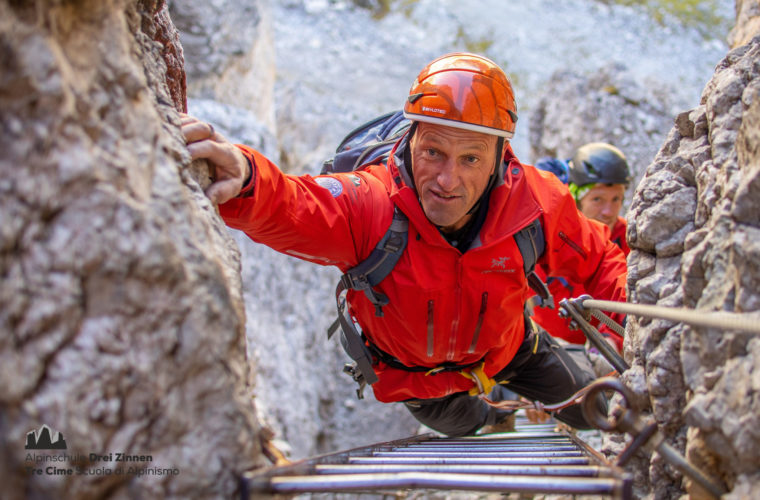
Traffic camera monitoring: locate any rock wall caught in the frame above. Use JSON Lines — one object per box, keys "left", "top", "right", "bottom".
{"left": 0, "top": 1, "right": 262, "bottom": 499}
{"left": 529, "top": 63, "right": 675, "bottom": 205}
{"left": 730, "top": 0, "right": 760, "bottom": 48}
{"left": 168, "top": 0, "right": 277, "bottom": 133}
{"left": 624, "top": 35, "right": 760, "bottom": 498}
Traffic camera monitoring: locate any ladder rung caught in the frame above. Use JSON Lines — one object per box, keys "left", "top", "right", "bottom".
{"left": 315, "top": 463, "right": 604, "bottom": 477}
{"left": 263, "top": 472, "right": 624, "bottom": 495}
{"left": 398, "top": 445, "right": 580, "bottom": 452}
{"left": 348, "top": 456, "right": 591, "bottom": 465}
{"left": 441, "top": 432, "right": 566, "bottom": 440}
{"left": 370, "top": 450, "right": 586, "bottom": 458}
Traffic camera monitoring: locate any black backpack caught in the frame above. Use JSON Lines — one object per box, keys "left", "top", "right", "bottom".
{"left": 322, "top": 111, "right": 553, "bottom": 398}
{"left": 321, "top": 110, "right": 411, "bottom": 175}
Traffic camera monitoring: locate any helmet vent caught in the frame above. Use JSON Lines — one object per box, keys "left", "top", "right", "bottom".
{"left": 584, "top": 161, "right": 600, "bottom": 177}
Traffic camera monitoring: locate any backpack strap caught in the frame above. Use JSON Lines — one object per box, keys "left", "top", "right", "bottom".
{"left": 514, "top": 218, "right": 554, "bottom": 310}
{"left": 337, "top": 206, "right": 409, "bottom": 317}
{"left": 326, "top": 207, "right": 409, "bottom": 397}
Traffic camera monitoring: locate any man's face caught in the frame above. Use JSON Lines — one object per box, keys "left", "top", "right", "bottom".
{"left": 578, "top": 183, "right": 625, "bottom": 230}
{"left": 410, "top": 122, "right": 500, "bottom": 233}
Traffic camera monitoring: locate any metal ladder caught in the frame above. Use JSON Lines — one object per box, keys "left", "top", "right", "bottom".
{"left": 241, "top": 416, "right": 632, "bottom": 499}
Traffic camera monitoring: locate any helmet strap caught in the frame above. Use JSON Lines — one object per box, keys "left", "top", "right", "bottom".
{"left": 402, "top": 122, "right": 417, "bottom": 185}
{"left": 568, "top": 182, "right": 595, "bottom": 203}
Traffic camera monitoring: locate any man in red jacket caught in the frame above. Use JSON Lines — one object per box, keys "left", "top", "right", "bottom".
{"left": 533, "top": 143, "right": 631, "bottom": 351}
{"left": 181, "top": 53, "right": 627, "bottom": 437}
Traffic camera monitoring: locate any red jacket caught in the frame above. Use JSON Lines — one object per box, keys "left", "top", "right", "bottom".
{"left": 531, "top": 216, "right": 629, "bottom": 349}
{"left": 610, "top": 216, "right": 630, "bottom": 256}
{"left": 219, "top": 140, "right": 627, "bottom": 403}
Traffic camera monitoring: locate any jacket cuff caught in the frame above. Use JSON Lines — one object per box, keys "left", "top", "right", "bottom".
{"left": 237, "top": 150, "right": 256, "bottom": 198}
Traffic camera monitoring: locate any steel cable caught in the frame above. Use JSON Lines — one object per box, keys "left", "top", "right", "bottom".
{"left": 582, "top": 299, "right": 760, "bottom": 334}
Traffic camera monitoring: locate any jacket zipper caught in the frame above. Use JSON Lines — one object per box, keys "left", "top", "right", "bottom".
{"left": 447, "top": 260, "right": 463, "bottom": 361}
{"left": 426, "top": 300, "right": 435, "bottom": 357}
{"left": 558, "top": 231, "right": 587, "bottom": 260}
{"left": 467, "top": 292, "right": 489, "bottom": 353}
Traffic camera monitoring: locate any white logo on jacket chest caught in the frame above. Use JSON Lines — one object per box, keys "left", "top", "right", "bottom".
{"left": 483, "top": 256, "right": 516, "bottom": 274}
{"left": 491, "top": 256, "right": 510, "bottom": 268}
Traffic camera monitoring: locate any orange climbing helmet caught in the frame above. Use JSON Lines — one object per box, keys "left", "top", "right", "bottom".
{"left": 403, "top": 52, "right": 518, "bottom": 139}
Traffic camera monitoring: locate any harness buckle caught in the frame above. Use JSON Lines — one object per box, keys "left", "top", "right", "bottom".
{"left": 343, "top": 363, "right": 367, "bottom": 399}
{"left": 340, "top": 272, "right": 370, "bottom": 292}
{"left": 460, "top": 362, "right": 497, "bottom": 396}
{"left": 383, "top": 233, "right": 405, "bottom": 253}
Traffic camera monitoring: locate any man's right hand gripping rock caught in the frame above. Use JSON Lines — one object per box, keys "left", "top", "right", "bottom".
{"left": 180, "top": 113, "right": 251, "bottom": 205}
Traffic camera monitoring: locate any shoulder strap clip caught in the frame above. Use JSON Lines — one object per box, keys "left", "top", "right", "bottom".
{"left": 515, "top": 218, "right": 554, "bottom": 309}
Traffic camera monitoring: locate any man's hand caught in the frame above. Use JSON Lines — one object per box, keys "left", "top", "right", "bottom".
{"left": 522, "top": 397, "right": 550, "bottom": 424}
{"left": 180, "top": 113, "right": 251, "bottom": 205}
{"left": 524, "top": 406, "right": 550, "bottom": 424}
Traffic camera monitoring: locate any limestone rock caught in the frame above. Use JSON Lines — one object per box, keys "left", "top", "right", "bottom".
{"left": 0, "top": 1, "right": 262, "bottom": 499}
{"left": 186, "top": 98, "right": 278, "bottom": 158}
{"left": 528, "top": 63, "right": 675, "bottom": 204}
{"left": 624, "top": 35, "right": 760, "bottom": 498}
{"left": 151, "top": 2, "right": 187, "bottom": 112}
{"left": 168, "top": 0, "right": 277, "bottom": 132}
{"left": 730, "top": 0, "right": 760, "bottom": 49}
